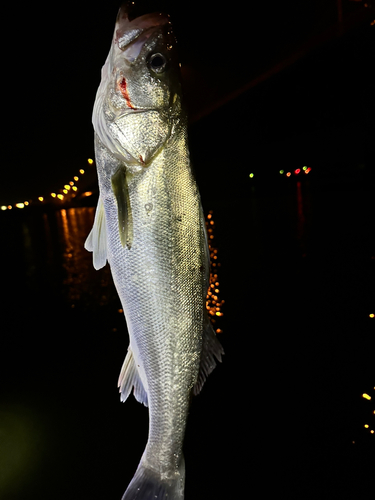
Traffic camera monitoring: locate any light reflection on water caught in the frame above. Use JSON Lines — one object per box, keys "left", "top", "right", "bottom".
{"left": 50, "top": 207, "right": 117, "bottom": 309}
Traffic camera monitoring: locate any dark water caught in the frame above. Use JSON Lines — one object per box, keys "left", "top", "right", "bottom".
{"left": 1, "top": 177, "right": 374, "bottom": 499}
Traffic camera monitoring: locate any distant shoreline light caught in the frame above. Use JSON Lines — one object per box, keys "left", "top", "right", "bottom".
{"left": 0, "top": 158, "right": 95, "bottom": 211}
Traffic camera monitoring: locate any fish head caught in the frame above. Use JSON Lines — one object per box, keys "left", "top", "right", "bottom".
{"left": 93, "top": 4, "right": 183, "bottom": 170}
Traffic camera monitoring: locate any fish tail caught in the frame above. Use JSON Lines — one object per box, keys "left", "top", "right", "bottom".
{"left": 121, "top": 456, "right": 185, "bottom": 500}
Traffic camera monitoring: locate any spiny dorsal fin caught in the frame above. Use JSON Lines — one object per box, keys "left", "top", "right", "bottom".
{"left": 193, "top": 317, "right": 224, "bottom": 396}
{"left": 118, "top": 347, "right": 148, "bottom": 406}
{"left": 84, "top": 197, "right": 108, "bottom": 270}
{"left": 111, "top": 166, "right": 133, "bottom": 249}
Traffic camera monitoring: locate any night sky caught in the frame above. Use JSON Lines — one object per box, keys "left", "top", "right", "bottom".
{"left": 1, "top": 0, "right": 374, "bottom": 204}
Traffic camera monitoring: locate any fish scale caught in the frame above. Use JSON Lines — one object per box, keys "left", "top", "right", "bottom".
{"left": 103, "top": 124, "right": 203, "bottom": 477}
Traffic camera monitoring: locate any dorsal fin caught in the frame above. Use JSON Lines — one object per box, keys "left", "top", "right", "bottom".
{"left": 193, "top": 317, "right": 224, "bottom": 396}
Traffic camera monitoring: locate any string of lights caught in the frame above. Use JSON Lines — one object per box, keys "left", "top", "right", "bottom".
{"left": 359, "top": 389, "right": 375, "bottom": 438}
{"left": 0, "top": 158, "right": 95, "bottom": 211}
{"left": 249, "top": 165, "right": 312, "bottom": 179}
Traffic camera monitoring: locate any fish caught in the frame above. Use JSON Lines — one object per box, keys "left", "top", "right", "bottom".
{"left": 85, "top": 4, "right": 224, "bottom": 499}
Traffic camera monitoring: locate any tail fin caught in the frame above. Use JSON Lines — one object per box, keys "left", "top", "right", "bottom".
{"left": 122, "top": 458, "right": 185, "bottom": 500}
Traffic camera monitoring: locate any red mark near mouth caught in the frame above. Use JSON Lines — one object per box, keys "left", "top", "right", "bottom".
{"left": 118, "top": 77, "right": 136, "bottom": 109}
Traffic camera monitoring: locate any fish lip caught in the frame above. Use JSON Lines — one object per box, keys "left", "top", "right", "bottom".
{"left": 115, "top": 6, "right": 170, "bottom": 52}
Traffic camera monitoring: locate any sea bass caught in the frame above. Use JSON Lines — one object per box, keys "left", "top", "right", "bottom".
{"left": 85, "top": 4, "right": 223, "bottom": 499}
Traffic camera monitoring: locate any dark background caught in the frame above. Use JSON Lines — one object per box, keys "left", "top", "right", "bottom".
{"left": 1, "top": 0, "right": 374, "bottom": 203}
{"left": 1, "top": 1, "right": 375, "bottom": 499}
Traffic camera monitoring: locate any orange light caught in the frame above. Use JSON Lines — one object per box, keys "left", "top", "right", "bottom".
{"left": 286, "top": 172, "right": 291, "bottom": 177}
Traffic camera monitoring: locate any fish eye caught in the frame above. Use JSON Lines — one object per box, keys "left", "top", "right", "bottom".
{"left": 148, "top": 53, "right": 167, "bottom": 74}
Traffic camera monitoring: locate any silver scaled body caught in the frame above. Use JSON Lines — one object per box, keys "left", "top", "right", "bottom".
{"left": 85, "top": 6, "right": 223, "bottom": 500}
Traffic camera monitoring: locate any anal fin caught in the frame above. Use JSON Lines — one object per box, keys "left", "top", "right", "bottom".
{"left": 118, "top": 347, "right": 148, "bottom": 406}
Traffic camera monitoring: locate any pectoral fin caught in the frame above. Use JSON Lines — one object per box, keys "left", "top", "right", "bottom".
{"left": 111, "top": 167, "right": 133, "bottom": 249}
{"left": 84, "top": 197, "right": 108, "bottom": 270}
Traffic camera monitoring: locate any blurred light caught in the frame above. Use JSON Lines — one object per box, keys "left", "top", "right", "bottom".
{"left": 364, "top": 424, "right": 369, "bottom": 428}
{"left": 69, "top": 181, "right": 74, "bottom": 186}
{"left": 74, "top": 176, "right": 79, "bottom": 181}
{"left": 24, "top": 201, "right": 29, "bottom": 206}
{"left": 57, "top": 194, "right": 64, "bottom": 200}
{"left": 79, "top": 169, "right": 85, "bottom": 174}
{"left": 51, "top": 193, "right": 56, "bottom": 198}
{"left": 294, "top": 169, "right": 301, "bottom": 175}
{"left": 7, "top": 205, "right": 12, "bottom": 210}
{"left": 64, "top": 185, "right": 71, "bottom": 190}
{"left": 303, "top": 166, "right": 307, "bottom": 171}
{"left": 87, "top": 158, "right": 94, "bottom": 165}
{"left": 249, "top": 173, "right": 254, "bottom": 178}
{"left": 15, "top": 203, "right": 24, "bottom": 209}
{"left": 369, "top": 313, "right": 374, "bottom": 318}
{"left": 362, "top": 393, "right": 371, "bottom": 400}
{"left": 279, "top": 170, "right": 284, "bottom": 174}
{"left": 305, "top": 167, "right": 311, "bottom": 174}
{"left": 38, "top": 197, "right": 44, "bottom": 202}
{"left": 371, "top": 430, "right": 375, "bottom": 434}
{"left": 63, "top": 189, "right": 68, "bottom": 194}
{"left": 72, "top": 186, "right": 78, "bottom": 191}
{"left": 1, "top": 205, "right": 7, "bottom": 210}
{"left": 82, "top": 191, "right": 93, "bottom": 198}
{"left": 286, "top": 172, "right": 291, "bottom": 177}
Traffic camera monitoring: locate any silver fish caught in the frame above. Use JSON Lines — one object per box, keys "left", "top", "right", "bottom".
{"left": 85, "top": 4, "right": 223, "bottom": 499}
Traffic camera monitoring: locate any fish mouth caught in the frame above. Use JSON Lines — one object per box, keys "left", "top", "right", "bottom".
{"left": 115, "top": 4, "right": 170, "bottom": 57}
